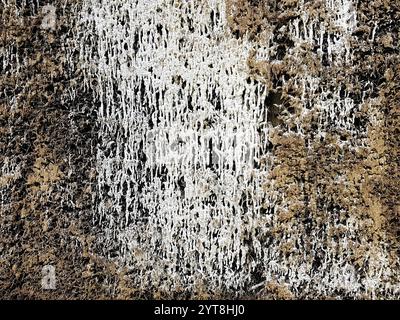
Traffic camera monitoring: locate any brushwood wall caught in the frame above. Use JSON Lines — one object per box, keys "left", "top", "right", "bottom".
{"left": 1, "top": 0, "right": 399, "bottom": 299}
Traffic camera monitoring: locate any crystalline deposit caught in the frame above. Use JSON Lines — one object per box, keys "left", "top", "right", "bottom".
{"left": 1, "top": 0, "right": 395, "bottom": 299}
{"left": 75, "top": 0, "right": 400, "bottom": 298}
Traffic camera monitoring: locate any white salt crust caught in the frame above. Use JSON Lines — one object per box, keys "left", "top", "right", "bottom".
{"left": 75, "top": 0, "right": 399, "bottom": 297}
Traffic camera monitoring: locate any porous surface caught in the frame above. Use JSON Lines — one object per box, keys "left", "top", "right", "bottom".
{"left": 0, "top": 0, "right": 399, "bottom": 299}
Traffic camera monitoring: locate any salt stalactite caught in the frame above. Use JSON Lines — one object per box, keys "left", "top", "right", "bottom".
{"left": 77, "top": 0, "right": 399, "bottom": 297}
{"left": 282, "top": 0, "right": 358, "bottom": 132}
{"left": 245, "top": 0, "right": 399, "bottom": 297}
{"left": 79, "top": 0, "right": 270, "bottom": 294}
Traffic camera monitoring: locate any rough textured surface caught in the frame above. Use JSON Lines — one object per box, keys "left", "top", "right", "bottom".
{"left": 0, "top": 0, "right": 128, "bottom": 299}
{"left": 0, "top": 0, "right": 399, "bottom": 299}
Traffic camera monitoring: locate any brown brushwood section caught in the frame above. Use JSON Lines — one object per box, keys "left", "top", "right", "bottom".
{"left": 0, "top": 1, "right": 136, "bottom": 299}
{"left": 227, "top": 0, "right": 399, "bottom": 298}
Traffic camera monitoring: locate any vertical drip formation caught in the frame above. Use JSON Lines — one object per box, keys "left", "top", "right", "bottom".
{"left": 0, "top": 0, "right": 106, "bottom": 298}
{"left": 1, "top": 0, "right": 398, "bottom": 299}
{"left": 80, "top": 0, "right": 270, "bottom": 293}
{"left": 77, "top": 0, "right": 399, "bottom": 298}
{"left": 235, "top": 0, "right": 399, "bottom": 298}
